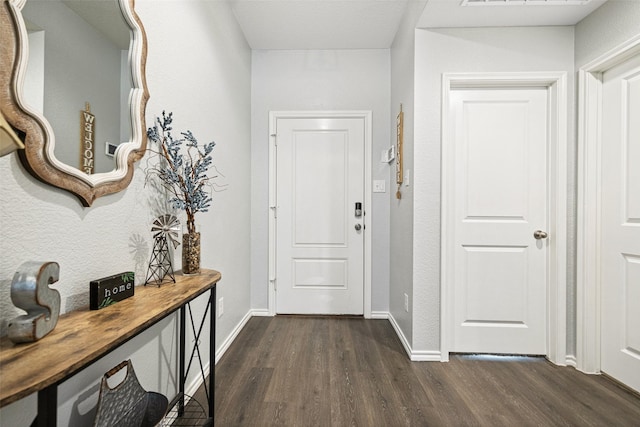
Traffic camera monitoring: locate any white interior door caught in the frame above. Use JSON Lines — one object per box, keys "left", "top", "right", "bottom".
{"left": 275, "top": 117, "right": 365, "bottom": 315}
{"left": 601, "top": 53, "right": 640, "bottom": 392}
{"left": 449, "top": 88, "right": 548, "bottom": 354}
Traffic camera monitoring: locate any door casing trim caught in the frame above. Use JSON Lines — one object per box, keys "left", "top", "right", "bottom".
{"left": 576, "top": 34, "right": 640, "bottom": 374}
{"left": 268, "top": 111, "right": 373, "bottom": 317}
{"left": 440, "top": 72, "right": 568, "bottom": 364}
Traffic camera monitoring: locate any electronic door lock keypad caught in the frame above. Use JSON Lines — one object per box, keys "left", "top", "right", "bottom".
{"left": 355, "top": 202, "right": 362, "bottom": 217}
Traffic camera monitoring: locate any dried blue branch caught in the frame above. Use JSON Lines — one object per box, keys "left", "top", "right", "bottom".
{"left": 146, "top": 112, "right": 216, "bottom": 234}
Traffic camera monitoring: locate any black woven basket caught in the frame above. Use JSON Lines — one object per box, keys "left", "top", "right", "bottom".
{"left": 93, "top": 360, "right": 168, "bottom": 427}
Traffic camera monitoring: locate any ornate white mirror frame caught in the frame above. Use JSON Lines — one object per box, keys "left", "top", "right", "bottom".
{"left": 0, "top": 0, "right": 149, "bottom": 206}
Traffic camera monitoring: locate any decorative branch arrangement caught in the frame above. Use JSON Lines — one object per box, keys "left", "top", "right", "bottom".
{"left": 146, "top": 111, "right": 216, "bottom": 235}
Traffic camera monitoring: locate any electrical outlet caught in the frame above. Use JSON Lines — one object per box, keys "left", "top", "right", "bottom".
{"left": 404, "top": 293, "right": 409, "bottom": 312}
{"left": 218, "top": 297, "right": 224, "bottom": 318}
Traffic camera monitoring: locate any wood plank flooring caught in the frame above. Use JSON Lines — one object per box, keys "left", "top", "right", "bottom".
{"left": 198, "top": 316, "right": 640, "bottom": 426}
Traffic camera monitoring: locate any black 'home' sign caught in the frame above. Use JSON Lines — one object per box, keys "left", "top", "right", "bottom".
{"left": 90, "top": 272, "right": 135, "bottom": 310}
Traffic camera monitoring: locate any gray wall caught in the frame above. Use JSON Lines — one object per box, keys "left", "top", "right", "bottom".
{"left": 250, "top": 49, "right": 391, "bottom": 314}
{"left": 23, "top": 0, "right": 122, "bottom": 174}
{"left": 572, "top": 0, "right": 640, "bottom": 359}
{"left": 406, "top": 2, "right": 640, "bottom": 357}
{"left": 389, "top": 1, "right": 426, "bottom": 349}
{"left": 3, "top": 4, "right": 639, "bottom": 425}
{"left": 0, "top": 1, "right": 252, "bottom": 425}
{"left": 412, "top": 26, "right": 576, "bottom": 352}
{"left": 575, "top": 0, "right": 640, "bottom": 68}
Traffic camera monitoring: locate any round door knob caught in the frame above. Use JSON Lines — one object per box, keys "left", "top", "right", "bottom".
{"left": 355, "top": 224, "right": 362, "bottom": 231}
{"left": 533, "top": 230, "right": 548, "bottom": 240}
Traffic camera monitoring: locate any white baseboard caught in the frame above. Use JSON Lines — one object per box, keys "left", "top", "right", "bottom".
{"left": 565, "top": 354, "right": 577, "bottom": 368}
{"left": 184, "top": 367, "right": 209, "bottom": 399}
{"left": 215, "top": 311, "right": 254, "bottom": 364}
{"left": 370, "top": 311, "right": 389, "bottom": 319}
{"left": 410, "top": 350, "right": 442, "bottom": 362}
{"left": 183, "top": 309, "right": 254, "bottom": 396}
{"left": 387, "top": 313, "right": 413, "bottom": 359}
{"left": 387, "top": 313, "right": 442, "bottom": 362}
{"left": 249, "top": 309, "right": 272, "bottom": 317}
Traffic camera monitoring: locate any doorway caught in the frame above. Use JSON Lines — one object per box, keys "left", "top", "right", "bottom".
{"left": 577, "top": 36, "right": 640, "bottom": 392}
{"left": 441, "top": 73, "right": 568, "bottom": 364}
{"left": 268, "top": 111, "right": 373, "bottom": 316}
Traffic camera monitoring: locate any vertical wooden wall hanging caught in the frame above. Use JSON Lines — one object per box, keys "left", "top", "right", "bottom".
{"left": 80, "top": 102, "right": 95, "bottom": 174}
{"left": 396, "top": 104, "right": 404, "bottom": 199}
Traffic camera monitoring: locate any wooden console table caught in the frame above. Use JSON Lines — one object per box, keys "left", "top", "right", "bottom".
{"left": 0, "top": 269, "right": 221, "bottom": 426}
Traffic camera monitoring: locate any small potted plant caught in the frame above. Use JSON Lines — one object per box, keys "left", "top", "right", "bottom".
{"left": 146, "top": 111, "right": 216, "bottom": 275}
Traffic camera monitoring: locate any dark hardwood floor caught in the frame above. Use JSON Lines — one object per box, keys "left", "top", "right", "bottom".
{"left": 194, "top": 316, "right": 640, "bottom": 426}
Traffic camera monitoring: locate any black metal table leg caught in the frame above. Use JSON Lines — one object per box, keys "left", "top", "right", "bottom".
{"left": 36, "top": 386, "right": 56, "bottom": 427}
{"left": 209, "top": 286, "right": 216, "bottom": 418}
{"left": 179, "top": 305, "right": 186, "bottom": 416}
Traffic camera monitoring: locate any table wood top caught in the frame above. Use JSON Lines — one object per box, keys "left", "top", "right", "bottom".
{"left": 0, "top": 269, "right": 221, "bottom": 407}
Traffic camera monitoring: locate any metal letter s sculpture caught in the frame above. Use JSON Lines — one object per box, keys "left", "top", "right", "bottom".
{"left": 8, "top": 261, "right": 61, "bottom": 343}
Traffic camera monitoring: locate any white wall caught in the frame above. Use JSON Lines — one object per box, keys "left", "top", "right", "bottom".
{"left": 413, "top": 26, "right": 575, "bottom": 352}
{"left": 0, "top": 0, "right": 251, "bottom": 425}
{"left": 250, "top": 49, "right": 391, "bottom": 314}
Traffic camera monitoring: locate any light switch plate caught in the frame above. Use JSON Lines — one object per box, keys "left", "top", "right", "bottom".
{"left": 373, "top": 180, "right": 386, "bottom": 193}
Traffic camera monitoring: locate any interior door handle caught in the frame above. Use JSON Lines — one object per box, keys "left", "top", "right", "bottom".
{"left": 533, "top": 230, "right": 548, "bottom": 240}
{"left": 355, "top": 224, "right": 362, "bottom": 231}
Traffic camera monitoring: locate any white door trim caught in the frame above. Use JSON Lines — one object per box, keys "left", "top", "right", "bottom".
{"left": 441, "top": 72, "right": 568, "bottom": 364}
{"left": 268, "top": 111, "right": 373, "bottom": 318}
{"left": 576, "top": 35, "right": 640, "bottom": 374}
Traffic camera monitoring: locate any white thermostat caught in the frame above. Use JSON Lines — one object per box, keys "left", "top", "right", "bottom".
{"left": 381, "top": 146, "right": 395, "bottom": 163}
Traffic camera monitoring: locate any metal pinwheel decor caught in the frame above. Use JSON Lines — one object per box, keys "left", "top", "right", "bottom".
{"left": 145, "top": 214, "right": 180, "bottom": 286}
{"left": 152, "top": 214, "right": 181, "bottom": 249}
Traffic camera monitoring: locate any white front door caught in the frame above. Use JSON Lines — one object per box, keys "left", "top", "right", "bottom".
{"left": 449, "top": 88, "right": 548, "bottom": 354}
{"left": 601, "top": 53, "right": 640, "bottom": 392}
{"left": 274, "top": 117, "right": 365, "bottom": 315}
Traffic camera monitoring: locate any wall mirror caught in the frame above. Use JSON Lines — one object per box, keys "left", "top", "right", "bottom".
{"left": 0, "top": 0, "right": 149, "bottom": 206}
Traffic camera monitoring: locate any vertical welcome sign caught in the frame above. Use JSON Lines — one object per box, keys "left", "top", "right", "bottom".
{"left": 80, "top": 103, "right": 95, "bottom": 174}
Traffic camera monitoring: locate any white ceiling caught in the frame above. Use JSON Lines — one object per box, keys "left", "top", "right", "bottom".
{"left": 230, "top": 0, "right": 410, "bottom": 50}
{"left": 230, "top": 0, "right": 610, "bottom": 50}
{"left": 58, "top": 0, "right": 612, "bottom": 51}
{"left": 418, "top": 0, "right": 608, "bottom": 29}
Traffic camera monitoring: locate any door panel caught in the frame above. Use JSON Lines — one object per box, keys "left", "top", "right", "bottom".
{"left": 464, "top": 101, "right": 529, "bottom": 219}
{"left": 293, "top": 132, "right": 347, "bottom": 246}
{"left": 463, "top": 245, "right": 528, "bottom": 323}
{"left": 450, "top": 88, "right": 548, "bottom": 355}
{"left": 601, "top": 53, "right": 640, "bottom": 392}
{"left": 276, "top": 117, "right": 364, "bottom": 315}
